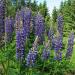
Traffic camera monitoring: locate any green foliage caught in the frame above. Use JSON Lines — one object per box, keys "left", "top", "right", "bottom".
{"left": 1, "top": 0, "right": 75, "bottom": 75}
{"left": 52, "top": 7, "right": 57, "bottom": 23}
{"left": 58, "top": 0, "right": 75, "bottom": 34}
{"left": 38, "top": 1, "right": 48, "bottom": 18}
{"left": 45, "top": 15, "right": 51, "bottom": 32}
{"left": 6, "top": 0, "right": 16, "bottom": 17}
{"left": 21, "top": 0, "right": 25, "bottom": 6}
{"left": 31, "top": 0, "right": 38, "bottom": 11}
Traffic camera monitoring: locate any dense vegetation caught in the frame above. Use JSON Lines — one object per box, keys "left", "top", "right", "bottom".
{"left": 0, "top": 0, "right": 75, "bottom": 75}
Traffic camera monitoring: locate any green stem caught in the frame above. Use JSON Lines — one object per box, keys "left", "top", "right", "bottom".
{"left": 1, "top": 62, "right": 7, "bottom": 75}
{"left": 29, "top": 68, "right": 32, "bottom": 75}
{"left": 42, "top": 61, "right": 46, "bottom": 72}
{"left": 19, "top": 60, "right": 21, "bottom": 75}
{"left": 6, "top": 58, "right": 10, "bottom": 75}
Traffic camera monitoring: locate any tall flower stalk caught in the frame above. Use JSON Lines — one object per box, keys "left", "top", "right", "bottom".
{"left": 20, "top": 7, "right": 31, "bottom": 37}
{"left": 57, "top": 15, "right": 63, "bottom": 36}
{"left": 53, "top": 31, "right": 62, "bottom": 60}
{"left": 26, "top": 36, "right": 39, "bottom": 67}
{"left": 48, "top": 27, "right": 54, "bottom": 49}
{"left": 0, "top": 0, "right": 5, "bottom": 35}
{"left": 57, "top": 15, "right": 63, "bottom": 48}
{"left": 34, "top": 13, "right": 45, "bottom": 43}
{"left": 0, "top": 0, "right": 5, "bottom": 47}
{"left": 66, "top": 32, "right": 74, "bottom": 59}
{"left": 5, "top": 17, "right": 14, "bottom": 42}
{"left": 42, "top": 40, "right": 50, "bottom": 60}
{"left": 26, "top": 48, "right": 37, "bottom": 67}
{"left": 48, "top": 27, "right": 54, "bottom": 40}
{"left": 16, "top": 8, "right": 32, "bottom": 61}
{"left": 16, "top": 30, "right": 25, "bottom": 61}
{"left": 15, "top": 11, "right": 26, "bottom": 61}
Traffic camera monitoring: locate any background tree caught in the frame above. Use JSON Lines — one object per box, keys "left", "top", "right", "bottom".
{"left": 38, "top": 0, "right": 48, "bottom": 18}
{"left": 31, "top": 0, "right": 38, "bottom": 12}
{"left": 52, "top": 7, "right": 57, "bottom": 23}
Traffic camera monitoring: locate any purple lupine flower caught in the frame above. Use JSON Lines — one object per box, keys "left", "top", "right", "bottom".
{"left": 15, "top": 9, "right": 29, "bottom": 61}
{"left": 57, "top": 15, "right": 63, "bottom": 36}
{"left": 26, "top": 48, "right": 37, "bottom": 67}
{"left": 34, "top": 13, "right": 45, "bottom": 43}
{"left": 66, "top": 32, "right": 74, "bottom": 59}
{"left": 15, "top": 10, "right": 22, "bottom": 31}
{"left": 53, "top": 36, "right": 62, "bottom": 51}
{"left": 15, "top": 12, "right": 26, "bottom": 61}
{"left": 42, "top": 48, "right": 50, "bottom": 60}
{"left": 0, "top": 0, "right": 5, "bottom": 35}
{"left": 48, "top": 27, "right": 54, "bottom": 49}
{"left": 20, "top": 8, "right": 31, "bottom": 37}
{"left": 42, "top": 40, "right": 50, "bottom": 60}
{"left": 54, "top": 51, "right": 62, "bottom": 61}
{"left": 5, "top": 17, "right": 14, "bottom": 42}
{"left": 57, "top": 15, "right": 63, "bottom": 48}
{"left": 26, "top": 36, "right": 39, "bottom": 67}
{"left": 10, "top": 17, "right": 15, "bottom": 31}
{"left": 16, "top": 31, "right": 21, "bottom": 59}
{"left": 48, "top": 27, "right": 54, "bottom": 40}
{"left": 16, "top": 29, "right": 25, "bottom": 61}
{"left": 53, "top": 32, "right": 62, "bottom": 60}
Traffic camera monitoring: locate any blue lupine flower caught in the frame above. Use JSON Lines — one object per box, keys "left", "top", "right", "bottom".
{"left": 53, "top": 36, "right": 62, "bottom": 51}
{"left": 57, "top": 15, "right": 63, "bottom": 36}
{"left": 21, "top": 8, "right": 31, "bottom": 37}
{"left": 54, "top": 50, "right": 62, "bottom": 61}
{"left": 16, "top": 8, "right": 31, "bottom": 61}
{"left": 48, "top": 27, "right": 54, "bottom": 40}
{"left": 26, "top": 48, "right": 37, "bottom": 67}
{"left": 57, "top": 15, "right": 63, "bottom": 48}
{"left": 34, "top": 13, "right": 45, "bottom": 43}
{"left": 0, "top": 0, "right": 5, "bottom": 35}
{"left": 5, "top": 17, "right": 14, "bottom": 41}
{"left": 42, "top": 48, "right": 50, "bottom": 60}
{"left": 15, "top": 11, "right": 26, "bottom": 61}
{"left": 66, "top": 32, "right": 74, "bottom": 59}
{"left": 53, "top": 32, "right": 62, "bottom": 60}
{"left": 42, "top": 40, "right": 50, "bottom": 60}
{"left": 48, "top": 27, "right": 54, "bottom": 49}
{"left": 16, "top": 29, "right": 25, "bottom": 61}
{"left": 26, "top": 36, "right": 39, "bottom": 67}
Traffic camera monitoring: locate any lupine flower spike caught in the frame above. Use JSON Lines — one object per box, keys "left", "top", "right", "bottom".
{"left": 26, "top": 48, "right": 37, "bottom": 67}
{"left": 34, "top": 13, "right": 45, "bottom": 43}
{"left": 42, "top": 40, "right": 50, "bottom": 60}
{"left": 66, "top": 32, "right": 74, "bottom": 59}
{"left": 53, "top": 31, "right": 62, "bottom": 60}
{"left": 0, "top": 0, "right": 5, "bottom": 35}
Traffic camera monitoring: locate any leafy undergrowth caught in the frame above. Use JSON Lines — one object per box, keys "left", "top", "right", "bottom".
{"left": 0, "top": 36, "right": 75, "bottom": 75}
